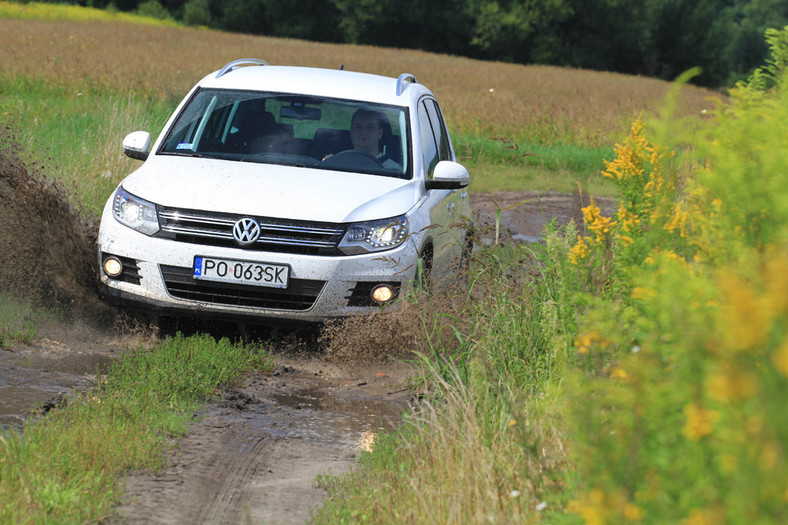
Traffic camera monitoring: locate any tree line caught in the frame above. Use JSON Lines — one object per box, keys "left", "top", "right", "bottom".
{"left": 81, "top": 0, "right": 788, "bottom": 87}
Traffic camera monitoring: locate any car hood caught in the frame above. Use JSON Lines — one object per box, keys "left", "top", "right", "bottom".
{"left": 121, "top": 156, "right": 422, "bottom": 223}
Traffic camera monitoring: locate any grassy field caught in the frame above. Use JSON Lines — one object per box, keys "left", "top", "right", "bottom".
{"left": 0, "top": 1, "right": 721, "bottom": 215}
{"left": 5, "top": 4, "right": 784, "bottom": 525}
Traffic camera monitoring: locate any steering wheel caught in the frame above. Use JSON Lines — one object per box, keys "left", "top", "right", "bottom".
{"left": 323, "top": 149, "right": 384, "bottom": 169}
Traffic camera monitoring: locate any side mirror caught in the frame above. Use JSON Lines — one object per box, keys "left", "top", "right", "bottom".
{"left": 122, "top": 131, "right": 152, "bottom": 161}
{"left": 425, "top": 161, "right": 470, "bottom": 190}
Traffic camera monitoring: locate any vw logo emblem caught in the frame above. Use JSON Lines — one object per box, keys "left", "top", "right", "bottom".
{"left": 233, "top": 218, "right": 261, "bottom": 246}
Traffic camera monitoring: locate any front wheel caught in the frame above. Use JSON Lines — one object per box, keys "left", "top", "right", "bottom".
{"left": 415, "top": 245, "right": 433, "bottom": 293}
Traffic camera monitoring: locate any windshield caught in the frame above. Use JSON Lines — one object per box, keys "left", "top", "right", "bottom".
{"left": 160, "top": 89, "right": 411, "bottom": 179}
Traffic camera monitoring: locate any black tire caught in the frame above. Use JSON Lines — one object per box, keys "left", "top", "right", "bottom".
{"left": 456, "top": 233, "right": 474, "bottom": 290}
{"left": 416, "top": 245, "right": 433, "bottom": 293}
{"left": 459, "top": 233, "right": 474, "bottom": 273}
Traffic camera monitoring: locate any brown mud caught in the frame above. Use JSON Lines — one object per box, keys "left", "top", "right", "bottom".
{"left": 0, "top": 128, "right": 105, "bottom": 318}
{"left": 0, "top": 135, "right": 615, "bottom": 523}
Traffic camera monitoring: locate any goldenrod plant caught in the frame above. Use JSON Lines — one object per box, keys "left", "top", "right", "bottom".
{"left": 561, "top": 25, "right": 788, "bottom": 524}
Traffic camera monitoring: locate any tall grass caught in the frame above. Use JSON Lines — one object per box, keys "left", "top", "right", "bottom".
{"left": 0, "top": 333, "right": 274, "bottom": 523}
{"left": 314, "top": 241, "right": 574, "bottom": 523}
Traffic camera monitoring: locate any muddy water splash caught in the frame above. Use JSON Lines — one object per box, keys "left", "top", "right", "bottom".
{"left": 0, "top": 128, "right": 119, "bottom": 431}
{"left": 0, "top": 128, "right": 100, "bottom": 313}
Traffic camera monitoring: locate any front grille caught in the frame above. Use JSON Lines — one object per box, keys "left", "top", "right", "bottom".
{"left": 160, "top": 265, "right": 325, "bottom": 311}
{"left": 157, "top": 207, "right": 347, "bottom": 255}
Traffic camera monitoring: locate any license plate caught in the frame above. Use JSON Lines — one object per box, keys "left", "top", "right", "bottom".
{"left": 193, "top": 256, "right": 289, "bottom": 289}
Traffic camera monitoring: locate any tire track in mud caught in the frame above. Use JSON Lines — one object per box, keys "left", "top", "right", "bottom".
{"left": 192, "top": 420, "right": 273, "bottom": 525}
{"left": 116, "top": 410, "right": 281, "bottom": 525}
{"left": 112, "top": 369, "right": 410, "bottom": 525}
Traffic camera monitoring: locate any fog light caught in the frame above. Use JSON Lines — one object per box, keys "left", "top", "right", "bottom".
{"left": 371, "top": 284, "right": 394, "bottom": 304}
{"left": 103, "top": 257, "right": 123, "bottom": 277}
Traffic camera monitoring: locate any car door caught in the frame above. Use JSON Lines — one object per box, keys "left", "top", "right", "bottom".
{"left": 418, "top": 98, "right": 468, "bottom": 278}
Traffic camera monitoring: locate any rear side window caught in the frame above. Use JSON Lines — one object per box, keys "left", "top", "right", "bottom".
{"left": 425, "top": 100, "right": 451, "bottom": 162}
{"left": 418, "top": 102, "right": 438, "bottom": 178}
{"left": 418, "top": 98, "right": 451, "bottom": 179}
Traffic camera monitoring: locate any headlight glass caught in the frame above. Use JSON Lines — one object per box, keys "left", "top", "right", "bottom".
{"left": 339, "top": 215, "right": 409, "bottom": 255}
{"left": 112, "top": 187, "right": 160, "bottom": 236}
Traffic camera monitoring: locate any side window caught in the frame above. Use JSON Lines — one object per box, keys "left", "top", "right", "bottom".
{"left": 418, "top": 101, "right": 439, "bottom": 178}
{"left": 425, "top": 100, "right": 451, "bottom": 162}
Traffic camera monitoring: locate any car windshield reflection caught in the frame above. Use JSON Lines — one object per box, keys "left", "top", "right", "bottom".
{"left": 160, "top": 89, "right": 410, "bottom": 179}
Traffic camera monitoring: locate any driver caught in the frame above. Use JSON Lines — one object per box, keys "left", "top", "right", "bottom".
{"left": 349, "top": 109, "right": 402, "bottom": 170}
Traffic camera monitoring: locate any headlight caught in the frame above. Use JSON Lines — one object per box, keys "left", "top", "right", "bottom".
{"left": 338, "top": 215, "right": 409, "bottom": 255}
{"left": 112, "top": 187, "right": 160, "bottom": 236}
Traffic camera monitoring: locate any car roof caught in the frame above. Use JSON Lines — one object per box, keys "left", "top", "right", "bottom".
{"left": 195, "top": 61, "right": 433, "bottom": 107}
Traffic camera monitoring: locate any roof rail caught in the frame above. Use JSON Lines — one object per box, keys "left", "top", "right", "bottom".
{"left": 395, "top": 73, "right": 417, "bottom": 96}
{"left": 216, "top": 58, "right": 268, "bottom": 79}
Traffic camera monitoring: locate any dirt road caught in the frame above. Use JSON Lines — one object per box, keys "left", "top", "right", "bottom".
{"left": 111, "top": 355, "right": 415, "bottom": 525}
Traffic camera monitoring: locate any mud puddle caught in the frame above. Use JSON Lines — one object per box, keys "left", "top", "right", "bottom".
{"left": 472, "top": 191, "right": 616, "bottom": 246}
{"left": 266, "top": 385, "right": 403, "bottom": 449}
{"left": 0, "top": 340, "right": 114, "bottom": 431}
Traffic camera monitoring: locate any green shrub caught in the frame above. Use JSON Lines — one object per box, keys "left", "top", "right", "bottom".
{"left": 136, "top": 0, "right": 170, "bottom": 20}
{"left": 182, "top": 0, "right": 210, "bottom": 27}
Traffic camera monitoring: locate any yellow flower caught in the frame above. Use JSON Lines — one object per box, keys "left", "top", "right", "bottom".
{"left": 682, "top": 508, "right": 720, "bottom": 525}
{"left": 772, "top": 339, "right": 788, "bottom": 377}
{"left": 718, "top": 270, "right": 772, "bottom": 353}
{"left": 764, "top": 251, "right": 788, "bottom": 315}
{"left": 617, "top": 202, "right": 640, "bottom": 233}
{"left": 601, "top": 117, "right": 657, "bottom": 186}
{"left": 568, "top": 489, "right": 606, "bottom": 525}
{"left": 610, "top": 367, "right": 629, "bottom": 380}
{"left": 575, "top": 331, "right": 602, "bottom": 354}
{"left": 631, "top": 287, "right": 657, "bottom": 300}
{"left": 570, "top": 488, "right": 645, "bottom": 523}
{"left": 569, "top": 235, "right": 590, "bottom": 265}
{"left": 616, "top": 233, "right": 634, "bottom": 246}
{"left": 682, "top": 403, "right": 719, "bottom": 441}
{"left": 583, "top": 197, "right": 617, "bottom": 244}
{"left": 623, "top": 503, "right": 644, "bottom": 521}
{"left": 663, "top": 202, "right": 689, "bottom": 237}
{"left": 706, "top": 365, "right": 757, "bottom": 401}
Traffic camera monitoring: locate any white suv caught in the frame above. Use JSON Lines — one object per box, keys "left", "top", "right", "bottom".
{"left": 98, "top": 59, "right": 472, "bottom": 324}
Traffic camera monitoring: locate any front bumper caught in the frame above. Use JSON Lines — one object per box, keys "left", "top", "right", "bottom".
{"left": 98, "top": 212, "right": 418, "bottom": 323}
